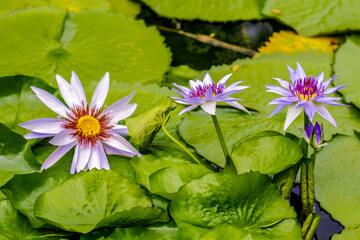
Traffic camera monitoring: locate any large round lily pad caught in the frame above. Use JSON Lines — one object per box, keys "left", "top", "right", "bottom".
{"left": 0, "top": 8, "right": 171, "bottom": 86}
{"left": 140, "top": 0, "right": 264, "bottom": 21}
{"left": 231, "top": 131, "right": 302, "bottom": 175}
{"left": 262, "top": 0, "right": 360, "bottom": 36}
{"left": 332, "top": 228, "right": 360, "bottom": 240}
{"left": 315, "top": 134, "right": 360, "bottom": 228}
{"left": 170, "top": 172, "right": 301, "bottom": 240}
{"left": 33, "top": 170, "right": 162, "bottom": 233}
{"left": 334, "top": 34, "right": 360, "bottom": 108}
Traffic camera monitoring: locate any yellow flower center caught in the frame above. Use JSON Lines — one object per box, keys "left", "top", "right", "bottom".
{"left": 297, "top": 88, "right": 317, "bottom": 100}
{"left": 76, "top": 115, "right": 100, "bottom": 137}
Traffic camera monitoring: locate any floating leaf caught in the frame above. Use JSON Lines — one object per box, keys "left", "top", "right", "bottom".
{"left": 149, "top": 163, "right": 212, "bottom": 199}
{"left": 0, "top": 0, "right": 141, "bottom": 18}
{"left": 0, "top": 123, "right": 39, "bottom": 187}
{"left": 170, "top": 172, "right": 301, "bottom": 240}
{"left": 131, "top": 151, "right": 189, "bottom": 190}
{"left": 262, "top": 0, "right": 360, "bottom": 36}
{"left": 333, "top": 34, "right": 360, "bottom": 108}
{"left": 105, "top": 222, "right": 179, "bottom": 240}
{"left": 0, "top": 75, "right": 57, "bottom": 135}
{"left": 0, "top": 199, "right": 69, "bottom": 239}
{"left": 140, "top": 0, "right": 264, "bottom": 21}
{"left": 127, "top": 102, "right": 175, "bottom": 151}
{"left": 2, "top": 169, "right": 71, "bottom": 228}
{"left": 34, "top": 170, "right": 162, "bottom": 233}
{"left": 231, "top": 131, "right": 302, "bottom": 175}
{"left": 332, "top": 228, "right": 360, "bottom": 240}
{"left": 315, "top": 134, "right": 360, "bottom": 228}
{"left": 163, "top": 65, "right": 201, "bottom": 88}
{"left": 0, "top": 8, "right": 171, "bottom": 86}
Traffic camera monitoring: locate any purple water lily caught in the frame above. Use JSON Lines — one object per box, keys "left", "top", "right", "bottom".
{"left": 266, "top": 62, "right": 349, "bottom": 131}
{"left": 300, "top": 122, "right": 327, "bottom": 149}
{"left": 20, "top": 72, "right": 141, "bottom": 173}
{"left": 170, "top": 72, "right": 250, "bottom": 115}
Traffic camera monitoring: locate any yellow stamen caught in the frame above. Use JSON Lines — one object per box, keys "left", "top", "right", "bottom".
{"left": 77, "top": 116, "right": 100, "bottom": 137}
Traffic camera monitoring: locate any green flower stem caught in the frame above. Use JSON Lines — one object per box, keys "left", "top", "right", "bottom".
{"left": 211, "top": 115, "right": 237, "bottom": 173}
{"left": 301, "top": 114, "right": 310, "bottom": 220}
{"left": 161, "top": 123, "right": 201, "bottom": 165}
{"left": 305, "top": 213, "right": 321, "bottom": 240}
{"left": 308, "top": 151, "right": 316, "bottom": 213}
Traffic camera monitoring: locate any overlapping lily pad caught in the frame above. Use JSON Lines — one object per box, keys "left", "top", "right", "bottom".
{"left": 33, "top": 170, "right": 162, "bottom": 233}
{"left": 262, "top": 0, "right": 360, "bottom": 36}
{"left": 170, "top": 172, "right": 301, "bottom": 240}
{"left": 0, "top": 0, "right": 141, "bottom": 18}
{"left": 140, "top": 0, "right": 264, "bottom": 21}
{"left": 315, "top": 134, "right": 360, "bottom": 228}
{"left": 131, "top": 151, "right": 190, "bottom": 190}
{"left": 105, "top": 222, "right": 179, "bottom": 240}
{"left": 149, "top": 163, "right": 212, "bottom": 199}
{"left": 0, "top": 8, "right": 171, "bottom": 87}
{"left": 334, "top": 34, "right": 360, "bottom": 108}
{"left": 0, "top": 123, "right": 39, "bottom": 187}
{"left": 0, "top": 75, "right": 57, "bottom": 135}
{"left": 231, "top": 131, "right": 302, "bottom": 175}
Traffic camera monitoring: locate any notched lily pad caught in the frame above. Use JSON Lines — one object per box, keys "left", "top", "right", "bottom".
{"left": 33, "top": 169, "right": 162, "bottom": 233}
{"left": 149, "top": 163, "right": 212, "bottom": 199}
{"left": 170, "top": 172, "right": 301, "bottom": 240}
{"left": 231, "top": 131, "right": 302, "bottom": 175}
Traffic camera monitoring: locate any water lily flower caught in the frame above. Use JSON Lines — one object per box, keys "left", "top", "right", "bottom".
{"left": 170, "top": 72, "right": 250, "bottom": 115}
{"left": 20, "top": 72, "right": 141, "bottom": 173}
{"left": 266, "top": 62, "right": 349, "bottom": 131}
{"left": 300, "top": 122, "right": 328, "bottom": 149}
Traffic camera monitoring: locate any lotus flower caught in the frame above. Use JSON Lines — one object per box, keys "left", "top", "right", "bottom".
{"left": 170, "top": 72, "right": 250, "bottom": 115}
{"left": 20, "top": 72, "right": 141, "bottom": 173}
{"left": 266, "top": 62, "right": 349, "bottom": 131}
{"left": 300, "top": 122, "right": 327, "bottom": 149}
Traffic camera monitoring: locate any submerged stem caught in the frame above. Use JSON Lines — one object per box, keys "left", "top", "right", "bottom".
{"left": 161, "top": 123, "right": 201, "bottom": 165}
{"left": 211, "top": 115, "right": 236, "bottom": 173}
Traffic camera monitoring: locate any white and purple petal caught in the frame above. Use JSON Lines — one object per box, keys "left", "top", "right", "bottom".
{"left": 49, "top": 129, "right": 77, "bottom": 146}
{"left": 200, "top": 101, "right": 217, "bottom": 115}
{"left": 90, "top": 72, "right": 110, "bottom": 110}
{"left": 75, "top": 145, "right": 92, "bottom": 173}
{"left": 56, "top": 74, "right": 81, "bottom": 109}
{"left": 284, "top": 104, "right": 303, "bottom": 131}
{"left": 71, "top": 71, "right": 87, "bottom": 105}
{"left": 20, "top": 118, "right": 64, "bottom": 134}
{"left": 41, "top": 142, "right": 76, "bottom": 170}
{"left": 314, "top": 103, "right": 337, "bottom": 128}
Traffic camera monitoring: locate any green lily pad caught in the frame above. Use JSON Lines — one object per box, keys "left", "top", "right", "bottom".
{"left": 170, "top": 172, "right": 301, "bottom": 240}
{"left": 178, "top": 107, "right": 360, "bottom": 167}
{"left": 231, "top": 131, "right": 302, "bottom": 175}
{"left": 262, "top": 0, "right": 360, "bottom": 36}
{"left": 332, "top": 228, "right": 360, "bottom": 240}
{"left": 2, "top": 168, "right": 71, "bottom": 228}
{"left": 199, "top": 219, "right": 301, "bottom": 240}
{"left": 127, "top": 102, "right": 175, "bottom": 151}
{"left": 0, "top": 199, "right": 70, "bottom": 240}
{"left": 140, "top": 0, "right": 264, "bottom": 21}
{"left": 131, "top": 151, "right": 189, "bottom": 190}
{"left": 0, "top": 0, "right": 140, "bottom": 18}
{"left": 149, "top": 163, "right": 212, "bottom": 199}
{"left": 315, "top": 134, "right": 360, "bottom": 228}
{"left": 334, "top": 34, "right": 360, "bottom": 108}
{"left": 105, "top": 222, "right": 179, "bottom": 240}
{"left": 0, "top": 8, "right": 171, "bottom": 87}
{"left": 33, "top": 169, "right": 162, "bottom": 233}
{"left": 0, "top": 75, "right": 57, "bottom": 135}
{"left": 163, "top": 65, "right": 201, "bottom": 88}
{"left": 0, "top": 123, "right": 39, "bottom": 187}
